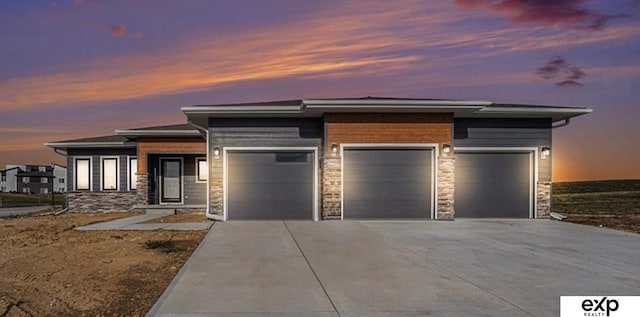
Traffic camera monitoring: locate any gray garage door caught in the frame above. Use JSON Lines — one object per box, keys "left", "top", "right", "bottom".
{"left": 343, "top": 148, "right": 433, "bottom": 219}
{"left": 227, "top": 151, "right": 314, "bottom": 220}
{"left": 455, "top": 152, "right": 532, "bottom": 218}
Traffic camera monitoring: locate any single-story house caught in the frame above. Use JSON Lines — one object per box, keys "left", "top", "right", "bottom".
{"left": 46, "top": 97, "right": 591, "bottom": 220}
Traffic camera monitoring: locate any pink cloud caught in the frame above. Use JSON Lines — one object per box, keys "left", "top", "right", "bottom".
{"left": 453, "top": 0, "right": 622, "bottom": 30}
{"left": 109, "top": 25, "right": 126, "bottom": 37}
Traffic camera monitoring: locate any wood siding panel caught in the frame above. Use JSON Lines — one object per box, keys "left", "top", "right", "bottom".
{"left": 138, "top": 138, "right": 205, "bottom": 173}
{"left": 326, "top": 113, "right": 452, "bottom": 153}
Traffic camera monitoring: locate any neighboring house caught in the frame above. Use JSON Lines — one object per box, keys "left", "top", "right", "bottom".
{"left": 2, "top": 164, "right": 67, "bottom": 194}
{"left": 46, "top": 97, "right": 591, "bottom": 220}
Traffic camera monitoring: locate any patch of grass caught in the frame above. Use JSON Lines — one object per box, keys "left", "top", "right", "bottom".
{"left": 145, "top": 239, "right": 185, "bottom": 253}
{"left": 553, "top": 179, "right": 640, "bottom": 195}
{"left": 0, "top": 193, "right": 65, "bottom": 208}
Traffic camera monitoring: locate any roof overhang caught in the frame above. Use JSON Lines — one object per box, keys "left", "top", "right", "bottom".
{"left": 45, "top": 142, "right": 136, "bottom": 149}
{"left": 182, "top": 98, "right": 592, "bottom": 124}
{"left": 114, "top": 129, "right": 201, "bottom": 137}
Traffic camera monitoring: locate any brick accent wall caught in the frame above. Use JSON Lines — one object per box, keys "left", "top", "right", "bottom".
{"left": 537, "top": 181, "right": 551, "bottom": 218}
{"left": 437, "top": 156, "right": 455, "bottom": 220}
{"left": 321, "top": 157, "right": 342, "bottom": 220}
{"left": 68, "top": 191, "right": 136, "bottom": 213}
{"left": 135, "top": 173, "right": 149, "bottom": 206}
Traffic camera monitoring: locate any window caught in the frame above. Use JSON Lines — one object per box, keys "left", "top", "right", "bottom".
{"left": 129, "top": 158, "right": 137, "bottom": 190}
{"left": 40, "top": 188, "right": 48, "bottom": 194}
{"left": 1, "top": 186, "right": 6, "bottom": 192}
{"left": 41, "top": 177, "right": 48, "bottom": 183}
{"left": 59, "top": 178, "right": 65, "bottom": 183}
{"left": 1, "top": 175, "right": 5, "bottom": 182}
{"left": 75, "top": 158, "right": 91, "bottom": 190}
{"left": 23, "top": 177, "right": 30, "bottom": 184}
{"left": 101, "top": 158, "right": 118, "bottom": 190}
{"left": 58, "top": 187, "right": 66, "bottom": 193}
{"left": 196, "top": 158, "right": 207, "bottom": 182}
{"left": 23, "top": 188, "right": 30, "bottom": 194}
{"left": 39, "top": 166, "right": 46, "bottom": 172}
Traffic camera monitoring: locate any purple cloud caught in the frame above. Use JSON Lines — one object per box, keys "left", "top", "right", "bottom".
{"left": 453, "top": 0, "right": 623, "bottom": 30}
{"left": 536, "top": 56, "right": 586, "bottom": 87}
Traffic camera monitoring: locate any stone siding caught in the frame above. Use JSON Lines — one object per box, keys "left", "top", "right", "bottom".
{"left": 537, "top": 181, "right": 551, "bottom": 218}
{"left": 321, "top": 157, "right": 342, "bottom": 220}
{"left": 68, "top": 191, "right": 136, "bottom": 213}
{"left": 135, "top": 173, "right": 149, "bottom": 206}
{"left": 209, "top": 157, "right": 224, "bottom": 217}
{"left": 437, "top": 156, "right": 455, "bottom": 220}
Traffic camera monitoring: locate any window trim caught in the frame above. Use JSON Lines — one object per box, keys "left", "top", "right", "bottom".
{"left": 74, "top": 157, "right": 92, "bottom": 191}
{"left": 100, "top": 156, "right": 119, "bottom": 191}
{"left": 129, "top": 156, "right": 138, "bottom": 191}
{"left": 196, "top": 157, "right": 207, "bottom": 183}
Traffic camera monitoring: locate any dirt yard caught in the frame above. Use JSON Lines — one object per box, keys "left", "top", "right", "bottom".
{"left": 0, "top": 212, "right": 207, "bottom": 316}
{"left": 553, "top": 180, "right": 640, "bottom": 234}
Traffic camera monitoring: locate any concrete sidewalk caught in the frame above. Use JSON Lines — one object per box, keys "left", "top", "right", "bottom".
{"left": 75, "top": 211, "right": 213, "bottom": 231}
{"left": 148, "top": 220, "right": 640, "bottom": 316}
{"left": 0, "top": 206, "right": 49, "bottom": 218}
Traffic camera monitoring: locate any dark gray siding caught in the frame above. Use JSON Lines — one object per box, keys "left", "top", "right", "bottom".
{"left": 453, "top": 119, "right": 552, "bottom": 181}
{"left": 209, "top": 118, "right": 322, "bottom": 147}
{"left": 147, "top": 154, "right": 206, "bottom": 205}
{"left": 183, "top": 155, "right": 207, "bottom": 205}
{"left": 66, "top": 148, "right": 136, "bottom": 192}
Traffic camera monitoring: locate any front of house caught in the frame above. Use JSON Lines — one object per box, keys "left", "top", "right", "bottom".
{"left": 46, "top": 97, "right": 591, "bottom": 220}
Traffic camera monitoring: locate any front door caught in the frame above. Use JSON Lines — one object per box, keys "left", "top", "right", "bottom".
{"left": 161, "top": 159, "right": 182, "bottom": 203}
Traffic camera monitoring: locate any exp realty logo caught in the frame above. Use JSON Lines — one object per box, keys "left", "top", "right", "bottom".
{"left": 561, "top": 296, "right": 639, "bottom": 317}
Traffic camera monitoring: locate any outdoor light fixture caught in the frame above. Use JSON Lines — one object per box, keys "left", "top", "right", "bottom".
{"left": 442, "top": 144, "right": 451, "bottom": 157}
{"left": 541, "top": 147, "right": 550, "bottom": 160}
{"left": 331, "top": 143, "right": 338, "bottom": 157}
{"left": 213, "top": 146, "right": 221, "bottom": 160}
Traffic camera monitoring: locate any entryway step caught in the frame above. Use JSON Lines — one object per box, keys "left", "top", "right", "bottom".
{"left": 144, "top": 208, "right": 176, "bottom": 215}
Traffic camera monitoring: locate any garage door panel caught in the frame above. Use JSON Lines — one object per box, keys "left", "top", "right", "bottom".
{"left": 343, "top": 148, "right": 433, "bottom": 219}
{"left": 455, "top": 152, "right": 531, "bottom": 218}
{"left": 227, "top": 151, "right": 313, "bottom": 220}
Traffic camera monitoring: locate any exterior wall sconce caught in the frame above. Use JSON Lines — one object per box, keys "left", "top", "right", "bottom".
{"left": 442, "top": 144, "right": 451, "bottom": 157}
{"left": 541, "top": 147, "right": 550, "bottom": 160}
{"left": 213, "top": 146, "right": 221, "bottom": 160}
{"left": 331, "top": 143, "right": 338, "bottom": 157}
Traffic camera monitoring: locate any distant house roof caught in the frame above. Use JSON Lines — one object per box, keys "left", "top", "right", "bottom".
{"left": 182, "top": 96, "right": 592, "bottom": 126}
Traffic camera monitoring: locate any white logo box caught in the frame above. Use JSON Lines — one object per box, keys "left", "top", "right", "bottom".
{"left": 561, "top": 296, "right": 640, "bottom": 317}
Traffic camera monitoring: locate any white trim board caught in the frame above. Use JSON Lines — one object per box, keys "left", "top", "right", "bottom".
{"left": 453, "top": 147, "right": 539, "bottom": 219}
{"left": 222, "top": 147, "right": 319, "bottom": 222}
{"left": 339, "top": 143, "right": 439, "bottom": 220}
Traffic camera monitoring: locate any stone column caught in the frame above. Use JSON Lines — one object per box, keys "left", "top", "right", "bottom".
{"left": 322, "top": 157, "right": 342, "bottom": 220}
{"left": 437, "top": 156, "right": 455, "bottom": 220}
{"left": 135, "top": 173, "right": 148, "bottom": 206}
{"left": 537, "top": 181, "right": 551, "bottom": 218}
{"left": 209, "top": 157, "right": 224, "bottom": 217}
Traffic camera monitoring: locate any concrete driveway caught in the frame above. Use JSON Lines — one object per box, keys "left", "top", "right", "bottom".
{"left": 148, "top": 220, "right": 640, "bottom": 316}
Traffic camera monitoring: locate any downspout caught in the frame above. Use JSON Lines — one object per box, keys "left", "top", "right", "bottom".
{"left": 552, "top": 118, "right": 571, "bottom": 129}
{"left": 52, "top": 148, "right": 68, "bottom": 212}
{"left": 187, "top": 119, "right": 217, "bottom": 220}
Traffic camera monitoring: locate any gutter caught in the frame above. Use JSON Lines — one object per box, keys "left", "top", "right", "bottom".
{"left": 552, "top": 118, "right": 571, "bottom": 129}
{"left": 114, "top": 130, "right": 201, "bottom": 136}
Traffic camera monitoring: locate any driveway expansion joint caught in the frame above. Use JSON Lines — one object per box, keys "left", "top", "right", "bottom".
{"left": 283, "top": 220, "right": 341, "bottom": 317}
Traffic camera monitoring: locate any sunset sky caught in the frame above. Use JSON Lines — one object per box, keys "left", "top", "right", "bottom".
{"left": 1, "top": 0, "right": 638, "bottom": 181}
